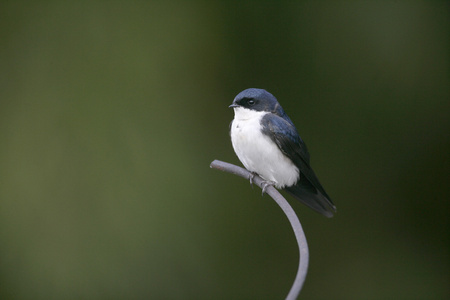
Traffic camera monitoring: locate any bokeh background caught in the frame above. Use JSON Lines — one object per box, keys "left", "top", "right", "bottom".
{"left": 1, "top": 1, "right": 449, "bottom": 299}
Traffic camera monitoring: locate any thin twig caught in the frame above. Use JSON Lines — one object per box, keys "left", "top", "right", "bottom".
{"left": 210, "top": 159, "right": 309, "bottom": 300}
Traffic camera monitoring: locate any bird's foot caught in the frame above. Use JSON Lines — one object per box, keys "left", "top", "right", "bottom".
{"left": 261, "top": 180, "right": 276, "bottom": 195}
{"left": 248, "top": 172, "right": 258, "bottom": 188}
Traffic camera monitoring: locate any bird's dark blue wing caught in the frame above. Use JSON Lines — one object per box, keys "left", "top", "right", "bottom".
{"left": 261, "top": 114, "right": 336, "bottom": 217}
{"left": 261, "top": 114, "right": 310, "bottom": 165}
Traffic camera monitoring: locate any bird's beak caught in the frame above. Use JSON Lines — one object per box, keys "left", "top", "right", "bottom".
{"left": 229, "top": 103, "right": 239, "bottom": 108}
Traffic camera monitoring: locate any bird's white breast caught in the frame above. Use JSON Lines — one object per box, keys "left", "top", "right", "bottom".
{"left": 230, "top": 107, "right": 299, "bottom": 188}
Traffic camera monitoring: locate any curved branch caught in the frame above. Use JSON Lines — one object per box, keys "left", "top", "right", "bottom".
{"left": 210, "top": 159, "right": 309, "bottom": 300}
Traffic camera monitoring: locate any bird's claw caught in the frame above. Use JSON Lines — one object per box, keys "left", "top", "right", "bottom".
{"left": 261, "top": 180, "right": 275, "bottom": 195}
{"left": 248, "top": 172, "right": 257, "bottom": 188}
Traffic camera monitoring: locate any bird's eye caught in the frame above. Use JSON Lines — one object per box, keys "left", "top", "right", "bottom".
{"left": 247, "top": 99, "right": 255, "bottom": 105}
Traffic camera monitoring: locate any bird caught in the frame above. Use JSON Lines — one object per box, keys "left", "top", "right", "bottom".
{"left": 229, "top": 88, "right": 336, "bottom": 217}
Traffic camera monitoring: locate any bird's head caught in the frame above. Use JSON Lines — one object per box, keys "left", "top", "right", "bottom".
{"left": 229, "top": 88, "right": 280, "bottom": 113}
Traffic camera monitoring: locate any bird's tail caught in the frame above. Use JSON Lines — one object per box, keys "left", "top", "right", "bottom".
{"left": 284, "top": 177, "right": 336, "bottom": 218}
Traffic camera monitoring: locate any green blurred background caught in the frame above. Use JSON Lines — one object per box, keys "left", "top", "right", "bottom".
{"left": 1, "top": 1, "right": 449, "bottom": 299}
